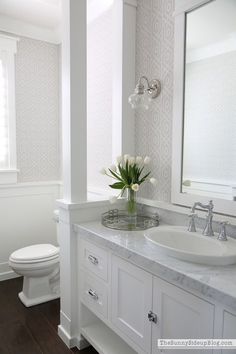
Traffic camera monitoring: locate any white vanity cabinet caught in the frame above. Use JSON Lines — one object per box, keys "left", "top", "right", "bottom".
{"left": 111, "top": 255, "right": 152, "bottom": 353}
{"left": 152, "top": 277, "right": 214, "bottom": 354}
{"left": 78, "top": 239, "right": 235, "bottom": 354}
{"left": 222, "top": 311, "right": 236, "bottom": 354}
{"left": 111, "top": 257, "right": 214, "bottom": 354}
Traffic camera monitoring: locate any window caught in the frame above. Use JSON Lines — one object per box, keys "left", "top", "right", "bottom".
{"left": 0, "top": 35, "right": 18, "bottom": 184}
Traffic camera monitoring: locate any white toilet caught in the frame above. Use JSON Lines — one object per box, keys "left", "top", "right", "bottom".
{"left": 9, "top": 210, "right": 60, "bottom": 307}
{"left": 9, "top": 244, "right": 60, "bottom": 307}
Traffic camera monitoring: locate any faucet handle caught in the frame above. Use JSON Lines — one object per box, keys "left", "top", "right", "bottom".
{"left": 218, "top": 221, "right": 229, "bottom": 241}
{"left": 188, "top": 213, "right": 197, "bottom": 232}
{"left": 189, "top": 212, "right": 197, "bottom": 218}
{"left": 209, "top": 200, "right": 214, "bottom": 209}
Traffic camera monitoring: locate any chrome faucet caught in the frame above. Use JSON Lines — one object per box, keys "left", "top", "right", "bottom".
{"left": 188, "top": 200, "right": 214, "bottom": 236}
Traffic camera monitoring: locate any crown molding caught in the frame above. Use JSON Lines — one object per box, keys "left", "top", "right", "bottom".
{"left": 0, "top": 33, "right": 19, "bottom": 53}
{"left": 186, "top": 34, "right": 236, "bottom": 63}
{"left": 0, "top": 14, "right": 61, "bottom": 44}
{"left": 124, "top": 0, "right": 138, "bottom": 8}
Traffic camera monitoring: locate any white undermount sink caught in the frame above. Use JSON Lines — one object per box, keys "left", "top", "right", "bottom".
{"left": 144, "top": 226, "right": 236, "bottom": 266}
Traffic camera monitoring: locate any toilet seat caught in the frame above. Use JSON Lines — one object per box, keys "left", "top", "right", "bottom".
{"left": 9, "top": 244, "right": 59, "bottom": 264}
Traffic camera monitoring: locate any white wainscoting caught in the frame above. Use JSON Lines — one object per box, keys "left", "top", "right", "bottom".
{"left": 0, "top": 181, "right": 62, "bottom": 281}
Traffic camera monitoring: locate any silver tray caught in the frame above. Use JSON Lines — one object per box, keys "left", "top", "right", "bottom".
{"left": 101, "top": 209, "right": 159, "bottom": 231}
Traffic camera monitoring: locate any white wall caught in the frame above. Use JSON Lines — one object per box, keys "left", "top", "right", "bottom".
{"left": 87, "top": 4, "right": 113, "bottom": 193}
{"left": 183, "top": 50, "right": 236, "bottom": 185}
{"left": 0, "top": 35, "right": 61, "bottom": 281}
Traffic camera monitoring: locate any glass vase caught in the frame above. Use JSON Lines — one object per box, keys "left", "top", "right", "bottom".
{"left": 126, "top": 188, "right": 137, "bottom": 217}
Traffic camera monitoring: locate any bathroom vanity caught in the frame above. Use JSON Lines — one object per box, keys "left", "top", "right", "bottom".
{"left": 73, "top": 221, "right": 236, "bottom": 354}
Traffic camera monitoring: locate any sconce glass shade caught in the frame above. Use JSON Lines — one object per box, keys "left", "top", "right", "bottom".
{"left": 128, "top": 91, "right": 152, "bottom": 110}
{"left": 128, "top": 76, "right": 161, "bottom": 111}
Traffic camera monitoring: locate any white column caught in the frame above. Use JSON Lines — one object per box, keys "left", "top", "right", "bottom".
{"left": 58, "top": 0, "right": 87, "bottom": 349}
{"left": 112, "top": 0, "right": 137, "bottom": 161}
{"left": 62, "top": 0, "right": 87, "bottom": 203}
{"left": 58, "top": 0, "right": 137, "bottom": 350}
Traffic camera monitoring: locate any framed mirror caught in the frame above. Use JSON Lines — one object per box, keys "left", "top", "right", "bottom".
{"left": 172, "top": 0, "right": 236, "bottom": 216}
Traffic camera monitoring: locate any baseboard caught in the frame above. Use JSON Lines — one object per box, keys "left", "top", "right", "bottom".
{"left": 0, "top": 266, "right": 20, "bottom": 281}
{"left": 76, "top": 336, "right": 90, "bottom": 350}
{"left": 58, "top": 325, "right": 71, "bottom": 347}
{"left": 58, "top": 325, "right": 89, "bottom": 350}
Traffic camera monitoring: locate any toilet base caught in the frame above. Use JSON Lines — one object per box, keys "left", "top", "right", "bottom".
{"left": 19, "top": 291, "right": 60, "bottom": 307}
{"left": 18, "top": 271, "right": 60, "bottom": 307}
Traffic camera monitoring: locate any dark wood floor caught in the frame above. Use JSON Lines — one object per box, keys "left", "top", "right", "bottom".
{"left": 0, "top": 277, "right": 97, "bottom": 354}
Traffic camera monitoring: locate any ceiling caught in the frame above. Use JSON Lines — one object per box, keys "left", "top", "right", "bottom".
{"left": 0, "top": 0, "right": 114, "bottom": 42}
{"left": 0, "top": 0, "right": 61, "bottom": 30}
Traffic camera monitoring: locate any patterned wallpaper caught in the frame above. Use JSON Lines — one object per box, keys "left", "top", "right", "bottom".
{"left": 135, "top": 0, "right": 174, "bottom": 202}
{"left": 15, "top": 36, "right": 60, "bottom": 182}
{"left": 11, "top": 1, "right": 174, "bottom": 188}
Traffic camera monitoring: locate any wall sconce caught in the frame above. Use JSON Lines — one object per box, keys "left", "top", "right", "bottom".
{"left": 128, "top": 76, "right": 161, "bottom": 110}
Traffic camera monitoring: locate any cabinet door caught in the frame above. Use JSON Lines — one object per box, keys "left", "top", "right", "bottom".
{"left": 222, "top": 310, "right": 236, "bottom": 354}
{"left": 111, "top": 255, "right": 152, "bottom": 353}
{"left": 152, "top": 277, "right": 214, "bottom": 354}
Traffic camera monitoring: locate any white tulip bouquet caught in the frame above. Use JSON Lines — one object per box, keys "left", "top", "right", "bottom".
{"left": 101, "top": 154, "right": 157, "bottom": 215}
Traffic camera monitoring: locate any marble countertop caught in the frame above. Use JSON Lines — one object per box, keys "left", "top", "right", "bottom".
{"left": 74, "top": 221, "right": 236, "bottom": 311}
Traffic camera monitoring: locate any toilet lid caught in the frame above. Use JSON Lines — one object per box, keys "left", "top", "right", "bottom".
{"left": 10, "top": 244, "right": 59, "bottom": 263}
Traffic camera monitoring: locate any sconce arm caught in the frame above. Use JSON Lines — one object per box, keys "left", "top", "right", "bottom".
{"left": 136, "top": 76, "right": 161, "bottom": 98}
{"left": 138, "top": 76, "right": 151, "bottom": 87}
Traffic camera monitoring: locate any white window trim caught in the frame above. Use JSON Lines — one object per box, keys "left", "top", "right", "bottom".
{"left": 0, "top": 34, "right": 19, "bottom": 184}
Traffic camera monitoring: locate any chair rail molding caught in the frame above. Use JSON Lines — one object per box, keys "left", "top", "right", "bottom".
{"left": 0, "top": 181, "right": 61, "bottom": 197}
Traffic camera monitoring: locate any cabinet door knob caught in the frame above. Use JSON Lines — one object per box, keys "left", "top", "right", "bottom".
{"left": 88, "top": 289, "right": 99, "bottom": 301}
{"left": 88, "top": 254, "right": 99, "bottom": 265}
{"left": 148, "top": 310, "right": 158, "bottom": 324}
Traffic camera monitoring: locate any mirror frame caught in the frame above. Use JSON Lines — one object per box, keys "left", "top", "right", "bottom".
{"left": 171, "top": 0, "right": 236, "bottom": 217}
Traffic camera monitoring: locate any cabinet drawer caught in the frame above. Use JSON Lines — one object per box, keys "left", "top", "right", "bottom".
{"left": 80, "top": 240, "right": 108, "bottom": 281}
{"left": 80, "top": 271, "right": 108, "bottom": 319}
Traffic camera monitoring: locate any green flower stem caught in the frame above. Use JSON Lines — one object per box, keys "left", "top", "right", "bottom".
{"left": 127, "top": 188, "right": 137, "bottom": 216}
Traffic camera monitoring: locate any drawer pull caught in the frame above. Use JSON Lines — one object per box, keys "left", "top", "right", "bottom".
{"left": 88, "top": 254, "right": 99, "bottom": 265}
{"left": 88, "top": 289, "right": 99, "bottom": 301}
